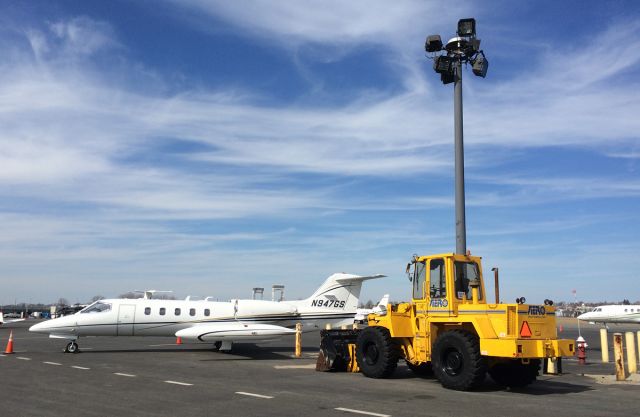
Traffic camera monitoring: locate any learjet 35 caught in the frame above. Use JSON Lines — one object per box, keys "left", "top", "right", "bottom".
{"left": 30, "top": 273, "right": 383, "bottom": 353}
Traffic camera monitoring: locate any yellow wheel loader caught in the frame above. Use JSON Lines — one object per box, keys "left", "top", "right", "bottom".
{"left": 318, "top": 253, "right": 574, "bottom": 391}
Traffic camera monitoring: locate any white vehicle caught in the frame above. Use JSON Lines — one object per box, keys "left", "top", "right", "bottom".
{"left": 30, "top": 273, "right": 384, "bottom": 353}
{"left": 354, "top": 294, "right": 389, "bottom": 322}
{"left": 577, "top": 305, "right": 640, "bottom": 325}
{"left": 1, "top": 311, "right": 25, "bottom": 325}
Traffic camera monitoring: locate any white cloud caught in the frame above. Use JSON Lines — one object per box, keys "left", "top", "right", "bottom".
{"left": 469, "top": 20, "right": 640, "bottom": 148}
{"left": 477, "top": 175, "right": 640, "bottom": 200}
{"left": 2, "top": 15, "right": 639, "bottom": 221}
{"left": 170, "top": 0, "right": 469, "bottom": 47}
{"left": 26, "top": 17, "right": 117, "bottom": 62}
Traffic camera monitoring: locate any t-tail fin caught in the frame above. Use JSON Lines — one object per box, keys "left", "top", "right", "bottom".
{"left": 294, "top": 273, "right": 385, "bottom": 314}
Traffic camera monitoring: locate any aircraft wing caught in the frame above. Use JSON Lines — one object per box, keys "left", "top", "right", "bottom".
{"left": 0, "top": 318, "right": 25, "bottom": 325}
{"left": 175, "top": 322, "right": 296, "bottom": 342}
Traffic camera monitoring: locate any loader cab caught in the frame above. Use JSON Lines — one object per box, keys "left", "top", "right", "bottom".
{"left": 409, "top": 256, "right": 444, "bottom": 302}
{"left": 409, "top": 254, "right": 486, "bottom": 313}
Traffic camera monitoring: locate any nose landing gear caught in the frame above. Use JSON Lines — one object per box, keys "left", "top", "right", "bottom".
{"left": 64, "top": 341, "right": 79, "bottom": 353}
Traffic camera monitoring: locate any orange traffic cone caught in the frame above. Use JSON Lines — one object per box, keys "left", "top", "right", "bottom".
{"left": 176, "top": 336, "right": 182, "bottom": 345}
{"left": 4, "top": 331, "right": 14, "bottom": 354}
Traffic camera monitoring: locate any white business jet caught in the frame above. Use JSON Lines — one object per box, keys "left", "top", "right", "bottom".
{"left": 30, "top": 273, "right": 383, "bottom": 353}
{"left": 577, "top": 305, "right": 640, "bottom": 325}
{"left": 354, "top": 294, "right": 389, "bottom": 322}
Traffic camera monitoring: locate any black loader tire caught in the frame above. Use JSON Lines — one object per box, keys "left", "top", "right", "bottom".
{"left": 356, "top": 326, "right": 399, "bottom": 378}
{"left": 489, "top": 359, "right": 540, "bottom": 388}
{"left": 432, "top": 330, "right": 487, "bottom": 390}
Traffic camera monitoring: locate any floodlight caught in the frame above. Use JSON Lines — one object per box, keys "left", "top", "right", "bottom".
{"left": 472, "top": 54, "right": 488, "bottom": 78}
{"left": 433, "top": 55, "right": 453, "bottom": 74}
{"left": 466, "top": 38, "right": 481, "bottom": 55}
{"left": 457, "top": 18, "right": 476, "bottom": 37}
{"left": 441, "top": 71, "right": 455, "bottom": 84}
{"left": 425, "top": 35, "right": 443, "bottom": 52}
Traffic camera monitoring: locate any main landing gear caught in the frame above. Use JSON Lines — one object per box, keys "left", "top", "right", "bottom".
{"left": 64, "top": 341, "right": 79, "bottom": 353}
{"left": 211, "top": 341, "right": 233, "bottom": 352}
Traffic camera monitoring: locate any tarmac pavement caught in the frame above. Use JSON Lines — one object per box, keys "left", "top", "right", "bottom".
{"left": 1, "top": 319, "right": 638, "bottom": 417}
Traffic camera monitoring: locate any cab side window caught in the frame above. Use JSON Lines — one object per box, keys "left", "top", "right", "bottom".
{"left": 412, "top": 261, "right": 426, "bottom": 299}
{"left": 454, "top": 261, "right": 481, "bottom": 300}
{"left": 429, "top": 259, "right": 446, "bottom": 298}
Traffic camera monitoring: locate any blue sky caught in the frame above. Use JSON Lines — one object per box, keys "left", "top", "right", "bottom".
{"left": 0, "top": 1, "right": 639, "bottom": 305}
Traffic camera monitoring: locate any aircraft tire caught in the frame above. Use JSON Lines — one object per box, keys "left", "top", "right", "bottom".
{"left": 355, "top": 326, "right": 399, "bottom": 378}
{"left": 212, "top": 341, "right": 222, "bottom": 351}
{"left": 65, "top": 341, "right": 79, "bottom": 354}
{"left": 432, "top": 330, "right": 486, "bottom": 391}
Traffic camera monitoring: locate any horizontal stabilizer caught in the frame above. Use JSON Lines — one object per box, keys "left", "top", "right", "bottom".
{"left": 176, "top": 322, "right": 296, "bottom": 342}
{"left": 333, "top": 274, "right": 386, "bottom": 283}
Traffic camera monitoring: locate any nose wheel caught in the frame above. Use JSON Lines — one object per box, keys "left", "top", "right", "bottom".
{"left": 64, "top": 341, "right": 79, "bottom": 353}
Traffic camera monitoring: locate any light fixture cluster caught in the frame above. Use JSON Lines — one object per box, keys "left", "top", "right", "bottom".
{"left": 425, "top": 18, "right": 488, "bottom": 84}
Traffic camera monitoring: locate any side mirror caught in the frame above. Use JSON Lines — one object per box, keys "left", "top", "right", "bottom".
{"left": 406, "top": 263, "right": 413, "bottom": 281}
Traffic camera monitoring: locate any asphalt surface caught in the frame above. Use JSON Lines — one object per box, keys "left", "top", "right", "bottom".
{"left": 1, "top": 318, "right": 638, "bottom": 417}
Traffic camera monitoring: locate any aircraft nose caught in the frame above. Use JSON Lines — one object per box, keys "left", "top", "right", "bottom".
{"left": 29, "top": 321, "right": 49, "bottom": 333}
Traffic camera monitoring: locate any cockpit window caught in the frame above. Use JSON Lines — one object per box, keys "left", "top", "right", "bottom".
{"left": 81, "top": 301, "right": 111, "bottom": 314}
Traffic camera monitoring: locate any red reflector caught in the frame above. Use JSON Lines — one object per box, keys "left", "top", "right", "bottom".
{"left": 520, "top": 321, "right": 532, "bottom": 338}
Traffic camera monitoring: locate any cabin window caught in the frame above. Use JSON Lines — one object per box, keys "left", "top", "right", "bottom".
{"left": 81, "top": 301, "right": 111, "bottom": 314}
{"left": 412, "top": 261, "right": 426, "bottom": 300}
{"left": 454, "top": 261, "right": 482, "bottom": 300}
{"left": 144, "top": 307, "right": 151, "bottom": 315}
{"left": 204, "top": 309, "right": 210, "bottom": 316}
{"left": 429, "top": 259, "right": 446, "bottom": 299}
{"left": 175, "top": 308, "right": 181, "bottom": 316}
{"left": 159, "top": 308, "right": 166, "bottom": 316}
{"left": 189, "top": 308, "right": 196, "bottom": 316}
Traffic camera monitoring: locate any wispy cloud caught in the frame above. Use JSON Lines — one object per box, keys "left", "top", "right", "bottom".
{"left": 25, "top": 16, "right": 118, "bottom": 62}
{"left": 169, "top": 0, "right": 470, "bottom": 47}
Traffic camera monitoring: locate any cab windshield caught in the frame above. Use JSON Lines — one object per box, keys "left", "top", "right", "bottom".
{"left": 81, "top": 301, "right": 112, "bottom": 314}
